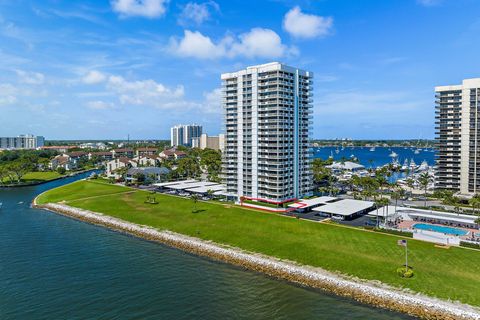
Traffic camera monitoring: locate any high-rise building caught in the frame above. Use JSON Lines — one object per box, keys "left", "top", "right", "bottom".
{"left": 170, "top": 124, "right": 202, "bottom": 147}
{"left": 435, "top": 78, "right": 480, "bottom": 195}
{"left": 221, "top": 62, "right": 313, "bottom": 202}
{"left": 0, "top": 134, "right": 45, "bottom": 150}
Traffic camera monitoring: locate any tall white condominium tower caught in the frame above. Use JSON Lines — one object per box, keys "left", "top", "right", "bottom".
{"left": 170, "top": 124, "right": 202, "bottom": 147}
{"left": 435, "top": 78, "right": 480, "bottom": 196}
{"left": 222, "top": 62, "right": 313, "bottom": 201}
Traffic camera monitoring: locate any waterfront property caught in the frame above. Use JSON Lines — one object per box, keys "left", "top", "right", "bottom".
{"left": 222, "top": 62, "right": 314, "bottom": 202}
{"left": 36, "top": 180, "right": 480, "bottom": 307}
{"left": 435, "top": 78, "right": 480, "bottom": 196}
{"left": 0, "top": 134, "right": 44, "bottom": 150}
{"left": 374, "top": 206, "right": 480, "bottom": 245}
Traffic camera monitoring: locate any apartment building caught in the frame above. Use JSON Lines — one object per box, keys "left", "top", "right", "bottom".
{"left": 435, "top": 78, "right": 480, "bottom": 195}
{"left": 221, "top": 62, "right": 313, "bottom": 202}
{"left": 192, "top": 133, "right": 225, "bottom": 151}
{"left": 170, "top": 124, "right": 202, "bottom": 147}
{"left": 0, "top": 134, "right": 45, "bottom": 150}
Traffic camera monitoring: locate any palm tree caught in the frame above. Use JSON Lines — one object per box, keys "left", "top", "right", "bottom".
{"left": 417, "top": 172, "right": 432, "bottom": 207}
{"left": 405, "top": 178, "right": 415, "bottom": 197}
{"left": 191, "top": 194, "right": 199, "bottom": 213}
{"left": 469, "top": 194, "right": 480, "bottom": 229}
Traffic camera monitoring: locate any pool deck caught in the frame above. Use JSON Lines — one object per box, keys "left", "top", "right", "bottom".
{"left": 398, "top": 220, "right": 479, "bottom": 241}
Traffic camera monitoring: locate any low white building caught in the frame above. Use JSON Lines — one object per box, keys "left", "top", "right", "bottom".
{"left": 106, "top": 157, "right": 138, "bottom": 178}
{"left": 326, "top": 161, "right": 365, "bottom": 172}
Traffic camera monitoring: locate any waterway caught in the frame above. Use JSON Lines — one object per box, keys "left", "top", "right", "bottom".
{"left": 314, "top": 146, "right": 436, "bottom": 168}
{"left": 0, "top": 173, "right": 414, "bottom": 319}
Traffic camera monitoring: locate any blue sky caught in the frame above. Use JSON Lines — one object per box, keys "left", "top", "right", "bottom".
{"left": 1, "top": 0, "right": 479, "bottom": 140}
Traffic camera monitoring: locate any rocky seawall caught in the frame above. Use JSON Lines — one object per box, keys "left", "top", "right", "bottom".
{"left": 35, "top": 202, "right": 480, "bottom": 320}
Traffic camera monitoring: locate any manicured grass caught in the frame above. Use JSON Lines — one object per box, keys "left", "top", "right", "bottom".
{"left": 38, "top": 180, "right": 480, "bottom": 306}
{"left": 2, "top": 171, "right": 63, "bottom": 184}
{"left": 36, "top": 179, "right": 131, "bottom": 204}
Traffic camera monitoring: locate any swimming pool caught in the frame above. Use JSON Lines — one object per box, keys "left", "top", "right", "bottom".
{"left": 413, "top": 223, "right": 468, "bottom": 236}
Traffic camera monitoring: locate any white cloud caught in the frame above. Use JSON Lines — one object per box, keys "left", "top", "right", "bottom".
{"left": 283, "top": 6, "right": 333, "bottom": 39}
{"left": 15, "top": 70, "right": 45, "bottom": 85}
{"left": 178, "top": 2, "right": 218, "bottom": 26}
{"left": 417, "top": 0, "right": 442, "bottom": 6}
{"left": 82, "top": 70, "right": 107, "bottom": 84}
{"left": 0, "top": 83, "right": 17, "bottom": 106}
{"left": 202, "top": 88, "right": 221, "bottom": 113}
{"left": 169, "top": 28, "right": 294, "bottom": 59}
{"left": 111, "top": 0, "right": 168, "bottom": 18}
{"left": 170, "top": 30, "right": 226, "bottom": 59}
{"left": 87, "top": 100, "right": 115, "bottom": 110}
{"left": 106, "top": 75, "right": 186, "bottom": 109}
{"left": 230, "top": 28, "right": 290, "bottom": 58}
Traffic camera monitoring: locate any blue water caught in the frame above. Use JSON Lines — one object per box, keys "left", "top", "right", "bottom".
{"left": 0, "top": 173, "right": 414, "bottom": 319}
{"left": 413, "top": 223, "right": 468, "bottom": 236}
{"left": 314, "top": 146, "right": 436, "bottom": 168}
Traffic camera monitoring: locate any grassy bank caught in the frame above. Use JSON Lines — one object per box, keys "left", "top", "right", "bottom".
{"left": 2, "top": 171, "right": 63, "bottom": 184}
{"left": 37, "top": 180, "right": 480, "bottom": 307}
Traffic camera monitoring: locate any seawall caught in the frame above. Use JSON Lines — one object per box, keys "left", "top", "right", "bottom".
{"left": 34, "top": 202, "right": 480, "bottom": 320}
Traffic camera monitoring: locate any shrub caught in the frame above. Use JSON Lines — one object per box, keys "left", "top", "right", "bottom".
{"left": 373, "top": 228, "right": 413, "bottom": 238}
{"left": 460, "top": 241, "right": 480, "bottom": 250}
{"left": 396, "top": 266, "right": 414, "bottom": 278}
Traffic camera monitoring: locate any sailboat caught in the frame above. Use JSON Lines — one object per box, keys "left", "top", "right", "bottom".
{"left": 369, "top": 146, "right": 376, "bottom": 152}
{"left": 389, "top": 151, "right": 398, "bottom": 158}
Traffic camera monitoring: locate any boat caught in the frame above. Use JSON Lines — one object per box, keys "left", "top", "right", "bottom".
{"left": 335, "top": 147, "right": 340, "bottom": 154}
{"left": 401, "top": 159, "right": 409, "bottom": 171}
{"left": 369, "top": 147, "right": 375, "bottom": 152}
{"left": 389, "top": 151, "right": 398, "bottom": 158}
{"left": 0, "top": 202, "right": 2, "bottom": 209}
{"left": 414, "top": 149, "right": 420, "bottom": 154}
{"left": 418, "top": 160, "right": 429, "bottom": 171}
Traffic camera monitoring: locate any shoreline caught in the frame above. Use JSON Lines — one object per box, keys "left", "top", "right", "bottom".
{"left": 0, "top": 169, "right": 97, "bottom": 188}
{"left": 33, "top": 201, "right": 480, "bottom": 320}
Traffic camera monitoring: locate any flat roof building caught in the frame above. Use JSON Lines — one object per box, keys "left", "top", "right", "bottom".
{"left": 435, "top": 78, "right": 480, "bottom": 196}
{"left": 222, "top": 62, "right": 314, "bottom": 202}
{"left": 0, "top": 134, "right": 44, "bottom": 150}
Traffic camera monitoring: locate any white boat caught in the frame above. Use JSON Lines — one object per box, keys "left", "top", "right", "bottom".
{"left": 414, "top": 149, "right": 420, "bottom": 154}
{"left": 369, "top": 147, "right": 375, "bottom": 152}
{"left": 389, "top": 151, "right": 398, "bottom": 158}
{"left": 335, "top": 147, "right": 340, "bottom": 154}
{"left": 418, "top": 160, "right": 429, "bottom": 171}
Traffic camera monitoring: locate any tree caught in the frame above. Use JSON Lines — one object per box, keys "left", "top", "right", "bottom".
{"left": 177, "top": 157, "right": 201, "bottom": 178}
{"left": 469, "top": 194, "right": 480, "bottom": 215}
{"left": 191, "top": 194, "right": 199, "bottom": 213}
{"left": 405, "top": 178, "right": 415, "bottom": 196}
{"left": 57, "top": 167, "right": 66, "bottom": 175}
{"left": 418, "top": 172, "right": 433, "bottom": 207}
{"left": 469, "top": 194, "right": 480, "bottom": 230}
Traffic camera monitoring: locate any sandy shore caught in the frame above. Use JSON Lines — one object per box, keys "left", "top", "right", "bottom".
{"left": 34, "top": 202, "right": 480, "bottom": 320}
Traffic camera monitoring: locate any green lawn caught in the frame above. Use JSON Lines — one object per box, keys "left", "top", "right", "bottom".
{"left": 2, "top": 171, "right": 63, "bottom": 184}
{"left": 37, "top": 180, "right": 480, "bottom": 307}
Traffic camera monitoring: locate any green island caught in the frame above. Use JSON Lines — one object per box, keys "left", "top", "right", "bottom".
{"left": 37, "top": 179, "right": 480, "bottom": 307}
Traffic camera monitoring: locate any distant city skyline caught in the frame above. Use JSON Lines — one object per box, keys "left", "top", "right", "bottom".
{"left": 1, "top": 0, "right": 480, "bottom": 139}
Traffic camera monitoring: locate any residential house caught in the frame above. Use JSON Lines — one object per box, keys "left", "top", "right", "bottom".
{"left": 50, "top": 154, "right": 76, "bottom": 171}
{"left": 159, "top": 149, "right": 187, "bottom": 161}
{"left": 88, "top": 151, "right": 114, "bottom": 161}
{"left": 111, "top": 148, "right": 134, "bottom": 158}
{"left": 135, "top": 147, "right": 158, "bottom": 157}
{"left": 126, "top": 167, "right": 170, "bottom": 184}
{"left": 133, "top": 155, "right": 162, "bottom": 167}
{"left": 106, "top": 157, "right": 138, "bottom": 178}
